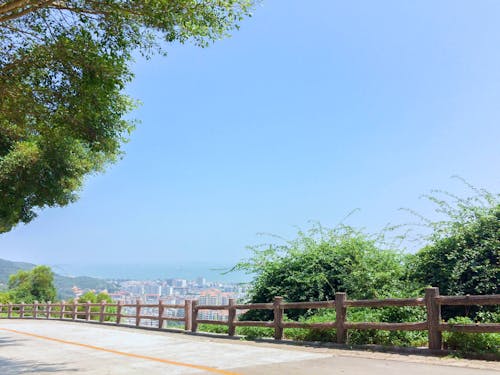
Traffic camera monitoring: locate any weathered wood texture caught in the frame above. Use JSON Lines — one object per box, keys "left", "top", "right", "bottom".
{"left": 228, "top": 298, "right": 236, "bottom": 336}
{"left": 191, "top": 300, "right": 198, "bottom": 333}
{"left": 0, "top": 287, "right": 498, "bottom": 351}
{"left": 344, "top": 322, "right": 428, "bottom": 331}
{"left": 282, "top": 301, "right": 335, "bottom": 309}
{"left": 273, "top": 296, "right": 284, "bottom": 340}
{"left": 282, "top": 321, "right": 336, "bottom": 329}
{"left": 234, "top": 303, "right": 273, "bottom": 310}
{"left": 335, "top": 292, "right": 347, "bottom": 344}
{"left": 439, "top": 323, "right": 500, "bottom": 333}
{"left": 436, "top": 295, "right": 500, "bottom": 306}
{"left": 425, "top": 287, "right": 442, "bottom": 350}
{"left": 184, "top": 300, "right": 192, "bottom": 331}
{"left": 345, "top": 298, "right": 425, "bottom": 307}
{"left": 234, "top": 321, "right": 275, "bottom": 328}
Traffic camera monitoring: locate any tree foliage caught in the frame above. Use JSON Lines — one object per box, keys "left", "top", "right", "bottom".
{"left": 7, "top": 265, "right": 57, "bottom": 302}
{"left": 235, "top": 224, "right": 410, "bottom": 319}
{"left": 77, "top": 290, "right": 112, "bottom": 304}
{"left": 76, "top": 290, "right": 114, "bottom": 321}
{"left": 403, "top": 183, "right": 500, "bottom": 319}
{"left": 411, "top": 204, "right": 499, "bottom": 297}
{"left": 0, "top": 0, "right": 253, "bottom": 232}
{"left": 236, "top": 184, "right": 499, "bottom": 323}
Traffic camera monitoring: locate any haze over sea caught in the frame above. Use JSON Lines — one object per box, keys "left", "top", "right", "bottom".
{"left": 50, "top": 262, "right": 250, "bottom": 283}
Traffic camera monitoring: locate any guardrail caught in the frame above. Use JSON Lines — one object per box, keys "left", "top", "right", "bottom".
{"left": 1, "top": 287, "right": 498, "bottom": 350}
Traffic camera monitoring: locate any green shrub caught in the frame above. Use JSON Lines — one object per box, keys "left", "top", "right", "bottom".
{"left": 344, "top": 307, "right": 426, "bottom": 347}
{"left": 476, "top": 309, "right": 500, "bottom": 323}
{"left": 444, "top": 317, "right": 500, "bottom": 355}
{"left": 284, "top": 310, "right": 337, "bottom": 342}
{"left": 0, "top": 291, "right": 12, "bottom": 304}
{"left": 237, "top": 326, "right": 274, "bottom": 340}
{"left": 197, "top": 323, "right": 274, "bottom": 339}
{"left": 235, "top": 224, "right": 411, "bottom": 322}
{"left": 409, "top": 198, "right": 499, "bottom": 320}
{"left": 77, "top": 291, "right": 115, "bottom": 322}
{"left": 283, "top": 306, "right": 427, "bottom": 347}
{"left": 197, "top": 324, "right": 228, "bottom": 334}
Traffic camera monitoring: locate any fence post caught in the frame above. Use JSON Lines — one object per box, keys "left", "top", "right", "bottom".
{"left": 184, "top": 300, "right": 192, "bottom": 331}
{"left": 273, "top": 296, "right": 284, "bottom": 340}
{"left": 99, "top": 300, "right": 106, "bottom": 323}
{"left": 20, "top": 302, "right": 24, "bottom": 318}
{"left": 228, "top": 298, "right": 236, "bottom": 337}
{"left": 33, "top": 301, "right": 38, "bottom": 319}
{"left": 191, "top": 300, "right": 198, "bottom": 332}
{"left": 335, "top": 292, "right": 347, "bottom": 344}
{"left": 116, "top": 301, "right": 122, "bottom": 325}
{"left": 8, "top": 302, "right": 12, "bottom": 319}
{"left": 135, "top": 299, "right": 141, "bottom": 327}
{"left": 72, "top": 300, "right": 77, "bottom": 320}
{"left": 158, "top": 300, "right": 164, "bottom": 329}
{"left": 46, "top": 301, "right": 51, "bottom": 319}
{"left": 425, "top": 287, "right": 442, "bottom": 350}
{"left": 85, "top": 301, "right": 91, "bottom": 321}
{"left": 59, "top": 301, "right": 66, "bottom": 319}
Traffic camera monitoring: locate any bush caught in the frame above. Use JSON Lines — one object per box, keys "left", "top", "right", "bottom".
{"left": 406, "top": 189, "right": 499, "bottom": 320}
{"left": 0, "top": 291, "right": 12, "bottom": 304}
{"left": 197, "top": 324, "right": 228, "bottom": 335}
{"left": 237, "top": 326, "right": 274, "bottom": 340}
{"left": 8, "top": 266, "right": 57, "bottom": 303}
{"left": 236, "top": 224, "right": 411, "bottom": 321}
{"left": 197, "top": 323, "right": 274, "bottom": 339}
{"left": 284, "top": 311, "right": 337, "bottom": 342}
{"left": 444, "top": 317, "right": 500, "bottom": 356}
{"left": 76, "top": 291, "right": 115, "bottom": 321}
{"left": 284, "top": 307, "right": 427, "bottom": 347}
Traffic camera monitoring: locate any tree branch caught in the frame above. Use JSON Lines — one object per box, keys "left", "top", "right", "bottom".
{"left": 0, "top": 0, "right": 32, "bottom": 15}
{"left": 0, "top": 0, "right": 54, "bottom": 23}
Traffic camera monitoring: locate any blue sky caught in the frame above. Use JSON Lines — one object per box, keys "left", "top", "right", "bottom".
{"left": 1, "top": 1, "right": 499, "bottom": 275}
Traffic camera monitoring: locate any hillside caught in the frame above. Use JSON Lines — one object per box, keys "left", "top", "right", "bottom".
{"left": 0, "top": 258, "right": 118, "bottom": 300}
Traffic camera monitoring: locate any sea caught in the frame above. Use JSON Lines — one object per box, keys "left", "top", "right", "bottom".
{"left": 50, "top": 262, "right": 252, "bottom": 283}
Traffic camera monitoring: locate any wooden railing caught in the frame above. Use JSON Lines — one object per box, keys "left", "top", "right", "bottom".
{"left": 1, "top": 287, "right": 498, "bottom": 350}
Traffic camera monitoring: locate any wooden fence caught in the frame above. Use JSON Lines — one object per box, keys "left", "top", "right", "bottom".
{"left": 1, "top": 287, "right": 498, "bottom": 350}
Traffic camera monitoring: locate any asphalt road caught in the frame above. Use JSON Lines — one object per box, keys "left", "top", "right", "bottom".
{"left": 0, "top": 320, "right": 498, "bottom": 374}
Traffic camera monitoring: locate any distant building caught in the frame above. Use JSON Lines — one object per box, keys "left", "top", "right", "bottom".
{"left": 173, "top": 279, "right": 187, "bottom": 288}
{"left": 198, "top": 288, "right": 232, "bottom": 306}
{"left": 196, "top": 277, "right": 207, "bottom": 287}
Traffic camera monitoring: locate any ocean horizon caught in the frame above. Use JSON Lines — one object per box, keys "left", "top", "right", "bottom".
{"left": 50, "top": 262, "right": 252, "bottom": 283}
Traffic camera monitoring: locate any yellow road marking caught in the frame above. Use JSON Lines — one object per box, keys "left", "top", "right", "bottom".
{"left": 0, "top": 327, "right": 240, "bottom": 375}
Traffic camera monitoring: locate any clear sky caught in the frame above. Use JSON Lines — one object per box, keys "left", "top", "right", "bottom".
{"left": 1, "top": 1, "right": 499, "bottom": 275}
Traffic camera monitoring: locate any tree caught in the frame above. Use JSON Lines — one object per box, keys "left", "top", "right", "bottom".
{"left": 0, "top": 0, "right": 253, "bottom": 233}
{"left": 77, "top": 290, "right": 114, "bottom": 321}
{"left": 404, "top": 184, "right": 499, "bottom": 319}
{"left": 235, "top": 224, "right": 411, "bottom": 320}
{"left": 411, "top": 204, "right": 499, "bottom": 297}
{"left": 8, "top": 265, "right": 57, "bottom": 302}
{"left": 77, "top": 290, "right": 112, "bottom": 304}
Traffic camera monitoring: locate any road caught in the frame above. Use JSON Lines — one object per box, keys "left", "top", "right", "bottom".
{"left": 0, "top": 320, "right": 498, "bottom": 374}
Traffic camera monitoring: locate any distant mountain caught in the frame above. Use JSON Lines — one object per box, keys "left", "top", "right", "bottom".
{"left": 0, "top": 258, "right": 118, "bottom": 300}
{"left": 0, "top": 258, "right": 36, "bottom": 287}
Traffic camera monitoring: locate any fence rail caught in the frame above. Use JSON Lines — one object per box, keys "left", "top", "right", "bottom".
{"left": 1, "top": 287, "right": 498, "bottom": 350}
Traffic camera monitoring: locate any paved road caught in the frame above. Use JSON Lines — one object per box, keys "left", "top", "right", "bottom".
{"left": 0, "top": 320, "right": 498, "bottom": 374}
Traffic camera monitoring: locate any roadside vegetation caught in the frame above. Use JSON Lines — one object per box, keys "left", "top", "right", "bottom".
{"left": 76, "top": 291, "right": 116, "bottom": 322}
{"left": 201, "top": 184, "right": 499, "bottom": 355}
{"left": 0, "top": 265, "right": 56, "bottom": 304}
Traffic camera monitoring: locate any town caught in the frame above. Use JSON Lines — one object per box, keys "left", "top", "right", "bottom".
{"left": 72, "top": 277, "right": 250, "bottom": 325}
